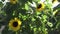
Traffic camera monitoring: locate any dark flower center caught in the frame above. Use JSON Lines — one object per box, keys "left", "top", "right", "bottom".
{"left": 37, "top": 4, "right": 42, "bottom": 9}
{"left": 13, "top": 21, "right": 18, "bottom": 27}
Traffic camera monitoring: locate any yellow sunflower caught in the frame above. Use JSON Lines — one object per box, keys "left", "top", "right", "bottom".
{"left": 10, "top": 0, "right": 18, "bottom": 4}
{"left": 9, "top": 17, "right": 22, "bottom": 31}
{"left": 52, "top": 0, "right": 58, "bottom": 3}
{"left": 36, "top": 3, "right": 45, "bottom": 11}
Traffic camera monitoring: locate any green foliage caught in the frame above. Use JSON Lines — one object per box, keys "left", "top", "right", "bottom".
{"left": 0, "top": 0, "right": 60, "bottom": 34}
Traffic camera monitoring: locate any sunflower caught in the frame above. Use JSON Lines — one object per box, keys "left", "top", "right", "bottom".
{"left": 10, "top": 0, "right": 18, "bottom": 4}
{"left": 9, "top": 17, "right": 22, "bottom": 31}
{"left": 52, "top": 0, "right": 58, "bottom": 3}
{"left": 36, "top": 3, "right": 45, "bottom": 11}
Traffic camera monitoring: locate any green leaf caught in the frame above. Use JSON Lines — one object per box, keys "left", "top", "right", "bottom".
{"left": 25, "top": 4, "right": 29, "bottom": 10}
{"left": 31, "top": 17, "right": 36, "bottom": 21}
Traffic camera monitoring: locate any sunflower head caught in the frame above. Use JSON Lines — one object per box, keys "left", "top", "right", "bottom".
{"left": 10, "top": 0, "right": 18, "bottom": 4}
{"left": 9, "top": 18, "right": 22, "bottom": 32}
{"left": 52, "top": 0, "right": 58, "bottom": 3}
{"left": 36, "top": 3, "right": 45, "bottom": 11}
